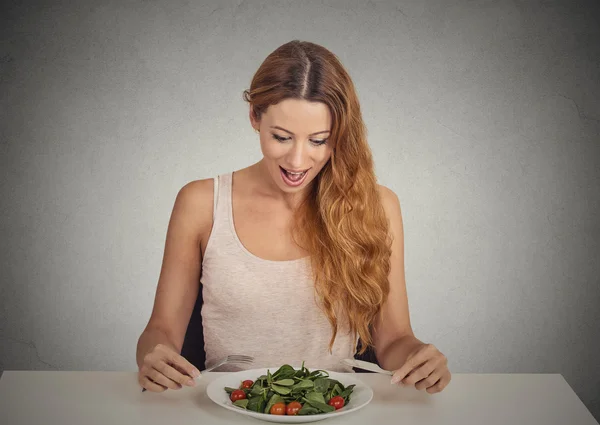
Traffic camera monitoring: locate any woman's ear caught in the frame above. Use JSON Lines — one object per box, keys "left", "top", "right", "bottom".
{"left": 249, "top": 105, "right": 260, "bottom": 131}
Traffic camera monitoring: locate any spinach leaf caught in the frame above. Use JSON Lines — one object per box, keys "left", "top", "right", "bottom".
{"left": 298, "top": 405, "right": 320, "bottom": 415}
{"left": 309, "top": 369, "right": 329, "bottom": 379}
{"left": 273, "top": 364, "right": 296, "bottom": 380}
{"left": 313, "top": 378, "right": 330, "bottom": 393}
{"left": 330, "top": 383, "right": 343, "bottom": 400}
{"left": 246, "top": 396, "right": 265, "bottom": 413}
{"left": 246, "top": 396, "right": 261, "bottom": 412}
{"left": 272, "top": 379, "right": 295, "bottom": 386}
{"left": 292, "top": 379, "right": 314, "bottom": 392}
{"left": 302, "top": 397, "right": 335, "bottom": 413}
{"left": 233, "top": 399, "right": 248, "bottom": 409}
{"left": 340, "top": 384, "right": 356, "bottom": 400}
{"left": 305, "top": 391, "right": 326, "bottom": 404}
{"left": 271, "top": 384, "right": 292, "bottom": 395}
{"left": 250, "top": 386, "right": 265, "bottom": 397}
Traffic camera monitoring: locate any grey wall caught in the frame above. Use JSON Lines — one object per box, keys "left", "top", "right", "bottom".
{"left": 1, "top": 0, "right": 599, "bottom": 420}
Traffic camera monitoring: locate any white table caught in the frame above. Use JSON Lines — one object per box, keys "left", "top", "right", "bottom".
{"left": 0, "top": 371, "right": 597, "bottom": 425}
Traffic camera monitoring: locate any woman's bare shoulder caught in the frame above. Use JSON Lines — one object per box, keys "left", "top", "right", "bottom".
{"left": 177, "top": 178, "right": 214, "bottom": 202}
{"left": 377, "top": 184, "right": 401, "bottom": 213}
{"left": 170, "top": 178, "right": 215, "bottom": 238}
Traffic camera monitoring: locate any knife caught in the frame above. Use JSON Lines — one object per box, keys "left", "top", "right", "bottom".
{"left": 341, "top": 358, "right": 393, "bottom": 375}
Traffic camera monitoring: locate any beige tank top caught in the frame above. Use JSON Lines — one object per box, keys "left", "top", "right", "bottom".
{"left": 200, "top": 173, "right": 356, "bottom": 372}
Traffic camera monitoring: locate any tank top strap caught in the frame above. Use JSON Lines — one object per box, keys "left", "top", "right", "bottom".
{"left": 210, "top": 172, "right": 233, "bottom": 235}
{"left": 212, "top": 176, "right": 219, "bottom": 218}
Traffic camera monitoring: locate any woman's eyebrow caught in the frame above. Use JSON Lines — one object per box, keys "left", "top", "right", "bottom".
{"left": 270, "top": 126, "right": 331, "bottom": 136}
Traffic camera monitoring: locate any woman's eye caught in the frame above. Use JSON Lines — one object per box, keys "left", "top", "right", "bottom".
{"left": 271, "top": 133, "right": 327, "bottom": 146}
{"left": 272, "top": 134, "right": 289, "bottom": 142}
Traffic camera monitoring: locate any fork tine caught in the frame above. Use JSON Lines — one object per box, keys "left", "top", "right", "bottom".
{"left": 227, "top": 355, "right": 254, "bottom": 361}
{"left": 229, "top": 359, "right": 254, "bottom": 363}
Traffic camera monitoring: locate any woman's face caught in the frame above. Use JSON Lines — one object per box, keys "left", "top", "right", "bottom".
{"left": 251, "top": 98, "right": 334, "bottom": 194}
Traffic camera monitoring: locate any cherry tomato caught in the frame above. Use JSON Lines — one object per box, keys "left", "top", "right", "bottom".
{"left": 286, "top": 401, "right": 302, "bottom": 415}
{"left": 230, "top": 389, "right": 247, "bottom": 402}
{"left": 270, "top": 402, "right": 286, "bottom": 415}
{"left": 240, "top": 380, "right": 254, "bottom": 389}
{"left": 328, "top": 396, "right": 345, "bottom": 410}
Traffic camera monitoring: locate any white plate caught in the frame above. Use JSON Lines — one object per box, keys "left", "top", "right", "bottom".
{"left": 206, "top": 367, "right": 374, "bottom": 423}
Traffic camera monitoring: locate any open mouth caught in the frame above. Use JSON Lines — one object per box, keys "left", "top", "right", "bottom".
{"left": 279, "top": 166, "right": 310, "bottom": 186}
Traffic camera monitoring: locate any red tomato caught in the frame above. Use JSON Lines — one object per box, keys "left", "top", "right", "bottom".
{"left": 270, "top": 402, "right": 286, "bottom": 415}
{"left": 230, "top": 389, "right": 247, "bottom": 402}
{"left": 240, "top": 380, "right": 254, "bottom": 389}
{"left": 286, "top": 401, "right": 302, "bottom": 415}
{"left": 328, "top": 396, "right": 345, "bottom": 410}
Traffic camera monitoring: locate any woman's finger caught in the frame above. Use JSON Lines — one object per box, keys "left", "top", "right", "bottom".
{"left": 426, "top": 372, "right": 451, "bottom": 394}
{"left": 414, "top": 370, "right": 442, "bottom": 391}
{"left": 402, "top": 358, "right": 438, "bottom": 386}
{"left": 157, "top": 360, "right": 196, "bottom": 387}
{"left": 168, "top": 353, "right": 201, "bottom": 380}
{"left": 391, "top": 345, "right": 432, "bottom": 384}
{"left": 154, "top": 345, "right": 200, "bottom": 380}
{"left": 147, "top": 367, "right": 182, "bottom": 390}
{"left": 140, "top": 376, "right": 167, "bottom": 393}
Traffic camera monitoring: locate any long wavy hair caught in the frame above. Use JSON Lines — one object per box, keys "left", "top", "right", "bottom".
{"left": 242, "top": 40, "right": 392, "bottom": 354}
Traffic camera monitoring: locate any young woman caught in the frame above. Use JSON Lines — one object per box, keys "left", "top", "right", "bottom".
{"left": 136, "top": 40, "right": 451, "bottom": 394}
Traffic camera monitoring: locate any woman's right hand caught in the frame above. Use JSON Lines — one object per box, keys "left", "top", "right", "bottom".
{"left": 138, "top": 344, "right": 201, "bottom": 392}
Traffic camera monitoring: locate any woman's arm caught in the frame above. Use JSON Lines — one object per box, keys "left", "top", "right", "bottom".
{"left": 136, "top": 179, "right": 214, "bottom": 368}
{"left": 372, "top": 185, "right": 450, "bottom": 393}
{"left": 371, "top": 185, "right": 422, "bottom": 370}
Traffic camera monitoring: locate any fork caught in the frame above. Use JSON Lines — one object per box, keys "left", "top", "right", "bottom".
{"left": 341, "top": 358, "right": 393, "bottom": 375}
{"left": 202, "top": 354, "right": 254, "bottom": 373}
{"left": 142, "top": 354, "right": 254, "bottom": 392}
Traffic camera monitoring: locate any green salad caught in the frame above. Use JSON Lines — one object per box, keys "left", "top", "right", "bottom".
{"left": 224, "top": 362, "right": 355, "bottom": 416}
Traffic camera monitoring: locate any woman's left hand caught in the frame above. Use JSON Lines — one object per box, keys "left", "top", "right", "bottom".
{"left": 390, "top": 343, "right": 451, "bottom": 394}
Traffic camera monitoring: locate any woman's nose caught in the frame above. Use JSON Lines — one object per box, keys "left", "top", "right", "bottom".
{"left": 286, "top": 140, "right": 308, "bottom": 168}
